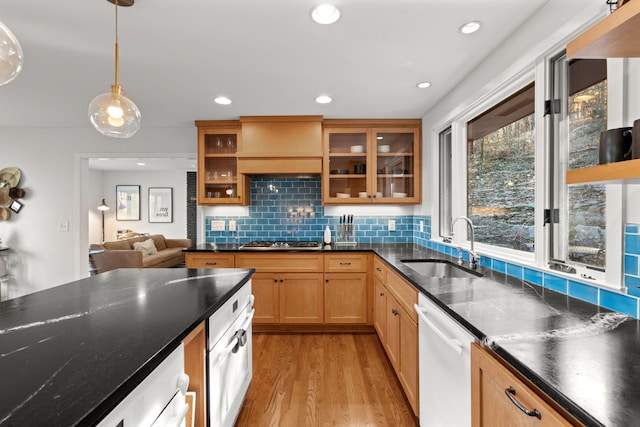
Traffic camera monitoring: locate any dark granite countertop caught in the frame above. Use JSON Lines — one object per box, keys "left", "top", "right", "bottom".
{"left": 187, "top": 242, "right": 637, "bottom": 426}
{"left": 0, "top": 268, "right": 253, "bottom": 427}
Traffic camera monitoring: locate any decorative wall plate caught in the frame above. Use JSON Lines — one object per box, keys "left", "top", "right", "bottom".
{"left": 0, "top": 167, "right": 21, "bottom": 188}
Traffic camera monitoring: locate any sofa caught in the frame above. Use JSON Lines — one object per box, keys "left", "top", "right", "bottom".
{"left": 90, "top": 234, "right": 192, "bottom": 274}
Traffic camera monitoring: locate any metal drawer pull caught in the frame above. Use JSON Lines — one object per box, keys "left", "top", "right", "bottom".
{"left": 379, "top": 292, "right": 384, "bottom": 296}
{"left": 505, "top": 387, "right": 541, "bottom": 419}
{"left": 205, "top": 262, "right": 217, "bottom": 265}
{"left": 339, "top": 261, "right": 352, "bottom": 266}
{"left": 391, "top": 309, "right": 399, "bottom": 316}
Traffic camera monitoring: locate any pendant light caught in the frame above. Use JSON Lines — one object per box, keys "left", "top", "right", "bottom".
{"left": 88, "top": 0, "right": 141, "bottom": 138}
{"left": 0, "top": 20, "right": 23, "bottom": 86}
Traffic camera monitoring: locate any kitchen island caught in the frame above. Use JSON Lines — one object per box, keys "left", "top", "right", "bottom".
{"left": 187, "top": 242, "right": 640, "bottom": 426}
{"left": 0, "top": 267, "right": 253, "bottom": 426}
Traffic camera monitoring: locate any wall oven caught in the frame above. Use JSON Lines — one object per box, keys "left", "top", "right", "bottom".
{"left": 208, "top": 281, "right": 254, "bottom": 427}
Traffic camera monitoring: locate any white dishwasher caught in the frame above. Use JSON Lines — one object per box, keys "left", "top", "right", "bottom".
{"left": 415, "top": 293, "right": 475, "bottom": 427}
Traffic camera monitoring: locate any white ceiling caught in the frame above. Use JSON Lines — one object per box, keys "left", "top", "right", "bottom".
{"left": 1, "top": 0, "right": 557, "bottom": 129}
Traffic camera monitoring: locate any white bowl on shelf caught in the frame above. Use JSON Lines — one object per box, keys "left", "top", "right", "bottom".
{"left": 336, "top": 192, "right": 351, "bottom": 198}
{"left": 392, "top": 192, "right": 407, "bottom": 198}
{"left": 350, "top": 145, "right": 365, "bottom": 153}
{"left": 377, "top": 144, "right": 390, "bottom": 153}
{"left": 358, "top": 192, "right": 368, "bottom": 198}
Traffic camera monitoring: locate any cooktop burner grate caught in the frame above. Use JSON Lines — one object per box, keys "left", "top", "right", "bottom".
{"left": 239, "top": 241, "right": 322, "bottom": 250}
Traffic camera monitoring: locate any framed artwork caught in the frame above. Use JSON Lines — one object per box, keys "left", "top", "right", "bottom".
{"left": 149, "top": 187, "right": 173, "bottom": 223}
{"left": 116, "top": 185, "right": 140, "bottom": 221}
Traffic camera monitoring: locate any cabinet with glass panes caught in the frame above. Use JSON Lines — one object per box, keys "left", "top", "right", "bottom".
{"left": 195, "top": 121, "right": 250, "bottom": 205}
{"left": 322, "top": 120, "right": 421, "bottom": 205}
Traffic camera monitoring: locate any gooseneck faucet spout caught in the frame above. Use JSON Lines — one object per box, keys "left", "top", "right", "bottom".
{"left": 451, "top": 216, "right": 479, "bottom": 269}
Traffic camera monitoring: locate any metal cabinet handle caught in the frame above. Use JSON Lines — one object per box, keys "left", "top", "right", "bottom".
{"left": 505, "top": 387, "right": 541, "bottom": 420}
{"left": 325, "top": 279, "right": 329, "bottom": 283}
{"left": 391, "top": 309, "right": 399, "bottom": 316}
{"left": 376, "top": 267, "right": 382, "bottom": 272}
{"left": 205, "top": 262, "right": 217, "bottom": 265}
{"left": 379, "top": 292, "right": 384, "bottom": 296}
{"left": 280, "top": 279, "right": 284, "bottom": 283}
{"left": 274, "top": 278, "right": 278, "bottom": 283}
{"left": 339, "top": 261, "right": 352, "bottom": 266}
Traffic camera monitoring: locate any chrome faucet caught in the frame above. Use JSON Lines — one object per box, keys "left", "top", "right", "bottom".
{"left": 451, "top": 216, "right": 479, "bottom": 269}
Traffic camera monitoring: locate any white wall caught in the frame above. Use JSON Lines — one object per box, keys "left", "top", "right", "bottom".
{"left": 0, "top": 126, "right": 195, "bottom": 297}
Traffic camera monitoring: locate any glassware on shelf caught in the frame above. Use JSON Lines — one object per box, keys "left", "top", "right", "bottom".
{"left": 216, "top": 137, "right": 223, "bottom": 153}
{"left": 227, "top": 137, "right": 234, "bottom": 153}
{"left": 226, "top": 170, "right": 233, "bottom": 181}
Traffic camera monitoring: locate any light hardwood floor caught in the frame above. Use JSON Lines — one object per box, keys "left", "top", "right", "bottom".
{"left": 236, "top": 333, "right": 417, "bottom": 427}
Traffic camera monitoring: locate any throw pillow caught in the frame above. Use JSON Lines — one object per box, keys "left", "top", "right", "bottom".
{"left": 133, "top": 239, "right": 158, "bottom": 257}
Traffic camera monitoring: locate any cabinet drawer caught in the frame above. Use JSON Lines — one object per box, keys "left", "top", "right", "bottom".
{"left": 386, "top": 269, "right": 418, "bottom": 323}
{"left": 471, "top": 343, "right": 578, "bottom": 426}
{"left": 236, "top": 253, "right": 323, "bottom": 272}
{"left": 324, "top": 253, "right": 368, "bottom": 272}
{"left": 185, "top": 253, "right": 235, "bottom": 269}
{"left": 373, "top": 256, "right": 387, "bottom": 282}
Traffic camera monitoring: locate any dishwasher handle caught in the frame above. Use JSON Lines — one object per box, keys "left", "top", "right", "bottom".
{"left": 414, "top": 304, "right": 463, "bottom": 356}
{"left": 214, "top": 308, "right": 255, "bottom": 364}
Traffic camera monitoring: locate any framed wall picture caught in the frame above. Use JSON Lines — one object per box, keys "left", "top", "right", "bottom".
{"left": 116, "top": 185, "right": 141, "bottom": 221}
{"left": 149, "top": 187, "right": 173, "bottom": 223}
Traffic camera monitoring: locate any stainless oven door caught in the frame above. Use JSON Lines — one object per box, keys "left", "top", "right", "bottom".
{"left": 209, "top": 287, "right": 254, "bottom": 427}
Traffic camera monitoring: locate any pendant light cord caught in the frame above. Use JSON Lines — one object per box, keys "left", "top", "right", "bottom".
{"left": 114, "top": 0, "right": 120, "bottom": 88}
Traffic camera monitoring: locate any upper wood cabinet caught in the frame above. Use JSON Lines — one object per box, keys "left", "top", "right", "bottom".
{"left": 322, "top": 119, "right": 421, "bottom": 205}
{"left": 567, "top": 1, "right": 640, "bottom": 58}
{"left": 237, "top": 116, "right": 323, "bottom": 175}
{"left": 195, "top": 120, "right": 250, "bottom": 206}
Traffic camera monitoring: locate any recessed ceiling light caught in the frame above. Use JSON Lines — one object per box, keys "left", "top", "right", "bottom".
{"left": 417, "top": 82, "right": 431, "bottom": 89}
{"left": 459, "top": 21, "right": 481, "bottom": 35}
{"left": 315, "top": 95, "right": 333, "bottom": 104}
{"left": 214, "top": 96, "right": 232, "bottom": 105}
{"left": 311, "top": 4, "right": 340, "bottom": 25}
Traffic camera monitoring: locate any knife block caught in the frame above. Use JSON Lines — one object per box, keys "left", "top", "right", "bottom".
{"left": 334, "top": 224, "right": 357, "bottom": 246}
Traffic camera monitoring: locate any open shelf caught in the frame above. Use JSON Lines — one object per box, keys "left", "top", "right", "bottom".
{"left": 567, "top": 1, "right": 640, "bottom": 58}
{"left": 566, "top": 158, "right": 640, "bottom": 184}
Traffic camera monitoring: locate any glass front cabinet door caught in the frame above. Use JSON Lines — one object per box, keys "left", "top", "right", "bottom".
{"left": 323, "top": 121, "right": 421, "bottom": 204}
{"left": 196, "top": 121, "right": 249, "bottom": 205}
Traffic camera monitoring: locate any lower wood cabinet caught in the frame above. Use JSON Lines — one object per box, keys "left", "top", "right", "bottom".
{"left": 279, "top": 273, "right": 324, "bottom": 323}
{"left": 251, "top": 273, "right": 280, "bottom": 324}
{"left": 324, "top": 272, "right": 368, "bottom": 323}
{"left": 471, "top": 342, "right": 580, "bottom": 427}
{"left": 182, "top": 322, "right": 207, "bottom": 427}
{"left": 374, "top": 255, "right": 419, "bottom": 416}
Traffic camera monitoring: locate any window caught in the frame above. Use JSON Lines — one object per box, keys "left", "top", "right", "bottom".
{"left": 466, "top": 83, "right": 536, "bottom": 252}
{"left": 550, "top": 56, "right": 607, "bottom": 269}
{"left": 439, "top": 127, "right": 452, "bottom": 238}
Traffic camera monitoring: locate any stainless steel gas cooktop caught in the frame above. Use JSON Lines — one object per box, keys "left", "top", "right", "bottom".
{"left": 239, "top": 241, "right": 322, "bottom": 251}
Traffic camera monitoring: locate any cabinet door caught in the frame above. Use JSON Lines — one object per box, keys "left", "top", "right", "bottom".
{"left": 323, "top": 128, "right": 372, "bottom": 203}
{"left": 471, "top": 343, "right": 576, "bottom": 427}
{"left": 279, "top": 273, "right": 324, "bottom": 324}
{"left": 372, "top": 127, "right": 421, "bottom": 204}
{"left": 374, "top": 277, "right": 387, "bottom": 342}
{"left": 185, "top": 253, "right": 234, "bottom": 269}
{"left": 197, "top": 125, "right": 248, "bottom": 205}
{"left": 399, "top": 312, "right": 419, "bottom": 416}
{"left": 385, "top": 293, "right": 401, "bottom": 371}
{"left": 252, "top": 273, "right": 280, "bottom": 324}
{"left": 324, "top": 273, "right": 367, "bottom": 323}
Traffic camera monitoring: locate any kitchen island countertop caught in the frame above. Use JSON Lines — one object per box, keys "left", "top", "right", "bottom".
{"left": 0, "top": 267, "right": 253, "bottom": 426}
{"left": 188, "top": 242, "right": 639, "bottom": 426}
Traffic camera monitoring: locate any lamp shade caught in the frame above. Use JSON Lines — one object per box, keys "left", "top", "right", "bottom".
{"left": 97, "top": 199, "right": 110, "bottom": 211}
{"left": 0, "top": 20, "right": 23, "bottom": 86}
{"left": 89, "top": 88, "right": 141, "bottom": 138}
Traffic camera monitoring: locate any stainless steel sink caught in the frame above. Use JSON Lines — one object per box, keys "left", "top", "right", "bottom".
{"left": 401, "top": 259, "right": 482, "bottom": 279}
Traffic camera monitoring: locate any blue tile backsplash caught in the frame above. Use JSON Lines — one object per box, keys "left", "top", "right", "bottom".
{"left": 205, "top": 177, "right": 413, "bottom": 244}
{"left": 205, "top": 186, "right": 640, "bottom": 318}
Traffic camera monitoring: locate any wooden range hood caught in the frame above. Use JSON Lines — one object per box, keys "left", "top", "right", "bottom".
{"left": 237, "top": 116, "right": 323, "bottom": 175}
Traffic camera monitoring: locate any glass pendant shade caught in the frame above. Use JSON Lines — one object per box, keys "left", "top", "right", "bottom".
{"left": 0, "top": 20, "right": 23, "bottom": 86}
{"left": 89, "top": 85, "right": 141, "bottom": 138}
